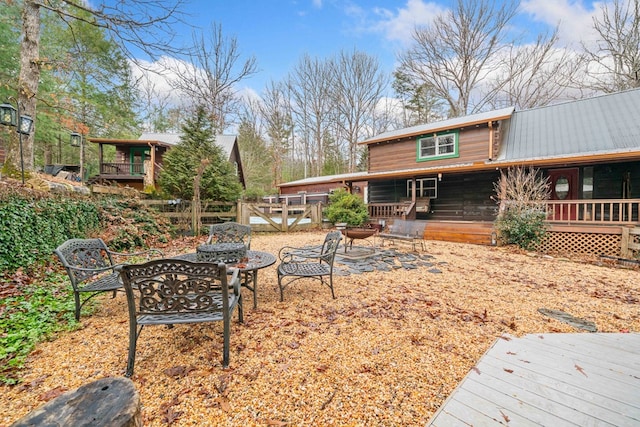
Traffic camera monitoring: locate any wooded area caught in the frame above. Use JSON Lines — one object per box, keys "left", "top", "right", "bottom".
{"left": 1, "top": 0, "right": 639, "bottom": 199}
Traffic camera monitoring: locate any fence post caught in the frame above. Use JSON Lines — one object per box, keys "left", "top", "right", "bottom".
{"left": 281, "top": 202, "right": 288, "bottom": 232}
{"left": 621, "top": 226, "right": 630, "bottom": 258}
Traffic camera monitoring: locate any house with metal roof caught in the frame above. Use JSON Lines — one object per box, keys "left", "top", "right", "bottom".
{"left": 87, "top": 133, "right": 245, "bottom": 192}
{"left": 278, "top": 88, "right": 640, "bottom": 255}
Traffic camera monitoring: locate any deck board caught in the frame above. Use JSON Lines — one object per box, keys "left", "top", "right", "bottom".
{"left": 427, "top": 333, "right": 640, "bottom": 426}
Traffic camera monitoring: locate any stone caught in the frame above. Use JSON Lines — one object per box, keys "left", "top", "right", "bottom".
{"left": 11, "top": 377, "right": 141, "bottom": 427}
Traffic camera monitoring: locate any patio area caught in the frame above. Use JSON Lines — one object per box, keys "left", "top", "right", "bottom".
{"left": 2, "top": 231, "right": 639, "bottom": 426}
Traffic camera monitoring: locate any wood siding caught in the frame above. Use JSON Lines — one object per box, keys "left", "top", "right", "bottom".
{"left": 369, "top": 171, "right": 500, "bottom": 222}
{"left": 368, "top": 126, "right": 494, "bottom": 173}
{"left": 432, "top": 171, "right": 499, "bottom": 221}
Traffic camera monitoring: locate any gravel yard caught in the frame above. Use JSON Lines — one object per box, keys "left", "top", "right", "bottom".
{"left": 2, "top": 231, "right": 639, "bottom": 426}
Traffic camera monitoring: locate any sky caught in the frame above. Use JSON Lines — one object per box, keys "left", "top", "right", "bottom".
{"left": 131, "top": 0, "right": 606, "bottom": 103}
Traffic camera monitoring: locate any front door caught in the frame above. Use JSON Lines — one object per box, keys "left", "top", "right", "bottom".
{"left": 130, "top": 147, "right": 148, "bottom": 175}
{"left": 548, "top": 168, "right": 579, "bottom": 220}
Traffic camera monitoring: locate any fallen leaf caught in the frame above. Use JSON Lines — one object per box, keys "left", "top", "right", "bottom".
{"left": 38, "top": 386, "right": 67, "bottom": 402}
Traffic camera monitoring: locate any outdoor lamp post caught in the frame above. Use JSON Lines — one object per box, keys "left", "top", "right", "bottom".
{"left": 0, "top": 98, "right": 34, "bottom": 184}
{"left": 70, "top": 131, "right": 84, "bottom": 182}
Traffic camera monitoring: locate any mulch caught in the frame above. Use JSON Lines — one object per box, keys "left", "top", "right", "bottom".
{"left": 1, "top": 231, "right": 638, "bottom": 426}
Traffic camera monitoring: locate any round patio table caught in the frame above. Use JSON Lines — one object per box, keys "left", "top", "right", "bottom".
{"left": 174, "top": 250, "right": 276, "bottom": 309}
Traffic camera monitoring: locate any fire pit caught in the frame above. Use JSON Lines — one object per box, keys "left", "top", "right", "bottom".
{"left": 341, "top": 225, "right": 381, "bottom": 251}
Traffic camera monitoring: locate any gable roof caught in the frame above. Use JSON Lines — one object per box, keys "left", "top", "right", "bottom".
{"left": 138, "top": 132, "right": 238, "bottom": 159}
{"left": 360, "top": 107, "right": 515, "bottom": 145}
{"left": 495, "top": 88, "right": 640, "bottom": 164}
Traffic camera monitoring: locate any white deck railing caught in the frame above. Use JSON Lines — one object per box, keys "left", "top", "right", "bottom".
{"left": 545, "top": 199, "right": 640, "bottom": 224}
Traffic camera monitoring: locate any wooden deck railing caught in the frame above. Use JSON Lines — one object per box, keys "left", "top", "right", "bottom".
{"left": 100, "top": 162, "right": 144, "bottom": 176}
{"left": 370, "top": 199, "right": 640, "bottom": 226}
{"left": 545, "top": 199, "right": 640, "bottom": 224}
{"left": 368, "top": 202, "right": 416, "bottom": 220}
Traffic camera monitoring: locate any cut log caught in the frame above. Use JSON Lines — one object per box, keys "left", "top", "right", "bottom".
{"left": 11, "top": 377, "right": 141, "bottom": 427}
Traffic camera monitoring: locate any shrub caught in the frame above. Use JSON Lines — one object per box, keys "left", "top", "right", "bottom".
{"left": 494, "top": 205, "right": 548, "bottom": 250}
{"left": 493, "top": 166, "right": 550, "bottom": 250}
{"left": 324, "top": 188, "right": 369, "bottom": 226}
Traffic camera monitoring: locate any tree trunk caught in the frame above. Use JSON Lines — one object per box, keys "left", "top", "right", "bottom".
{"left": 17, "top": 0, "right": 41, "bottom": 173}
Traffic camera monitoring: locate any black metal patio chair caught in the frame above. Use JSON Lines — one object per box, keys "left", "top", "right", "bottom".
{"left": 54, "top": 238, "right": 163, "bottom": 321}
{"left": 118, "top": 259, "right": 243, "bottom": 377}
{"left": 206, "top": 222, "right": 251, "bottom": 248}
{"left": 277, "top": 231, "right": 342, "bottom": 301}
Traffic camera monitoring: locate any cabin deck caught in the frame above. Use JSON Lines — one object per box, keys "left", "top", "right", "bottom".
{"left": 427, "top": 333, "right": 640, "bottom": 426}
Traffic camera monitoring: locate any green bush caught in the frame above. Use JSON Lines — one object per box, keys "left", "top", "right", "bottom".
{"left": 494, "top": 205, "right": 548, "bottom": 250}
{"left": 324, "top": 188, "right": 369, "bottom": 226}
{"left": 0, "top": 193, "right": 173, "bottom": 384}
{"left": 0, "top": 194, "right": 101, "bottom": 273}
{"left": 0, "top": 272, "right": 80, "bottom": 385}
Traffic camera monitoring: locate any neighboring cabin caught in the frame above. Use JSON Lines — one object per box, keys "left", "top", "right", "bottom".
{"left": 87, "top": 132, "right": 245, "bottom": 192}
{"left": 278, "top": 88, "right": 640, "bottom": 254}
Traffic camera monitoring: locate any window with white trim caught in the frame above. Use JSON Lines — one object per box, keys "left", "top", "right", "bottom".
{"left": 407, "top": 178, "right": 437, "bottom": 198}
{"left": 417, "top": 131, "right": 458, "bottom": 160}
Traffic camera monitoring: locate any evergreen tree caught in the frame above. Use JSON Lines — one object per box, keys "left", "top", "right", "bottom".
{"left": 158, "top": 106, "right": 242, "bottom": 201}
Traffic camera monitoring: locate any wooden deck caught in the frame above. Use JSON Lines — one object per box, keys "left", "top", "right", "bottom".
{"left": 422, "top": 221, "right": 495, "bottom": 245}
{"left": 427, "top": 333, "right": 640, "bottom": 426}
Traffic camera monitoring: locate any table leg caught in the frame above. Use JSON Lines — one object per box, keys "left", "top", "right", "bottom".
{"left": 241, "top": 271, "right": 258, "bottom": 309}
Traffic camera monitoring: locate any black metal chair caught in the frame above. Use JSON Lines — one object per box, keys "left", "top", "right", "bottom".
{"left": 118, "top": 259, "right": 243, "bottom": 377}
{"left": 54, "top": 238, "right": 163, "bottom": 321}
{"left": 277, "top": 231, "right": 342, "bottom": 301}
{"left": 207, "top": 222, "right": 251, "bottom": 248}
{"left": 207, "top": 221, "right": 263, "bottom": 307}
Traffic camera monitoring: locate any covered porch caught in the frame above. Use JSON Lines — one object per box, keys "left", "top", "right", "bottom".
{"left": 367, "top": 198, "right": 640, "bottom": 257}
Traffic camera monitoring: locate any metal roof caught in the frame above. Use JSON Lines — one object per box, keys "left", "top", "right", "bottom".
{"left": 137, "top": 132, "right": 237, "bottom": 159}
{"left": 496, "top": 88, "right": 640, "bottom": 163}
{"left": 360, "top": 106, "right": 515, "bottom": 145}
{"left": 278, "top": 171, "right": 369, "bottom": 188}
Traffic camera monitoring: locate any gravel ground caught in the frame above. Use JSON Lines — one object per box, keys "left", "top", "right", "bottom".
{"left": 2, "top": 231, "right": 639, "bottom": 426}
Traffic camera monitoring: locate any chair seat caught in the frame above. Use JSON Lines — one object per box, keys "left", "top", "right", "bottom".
{"left": 78, "top": 272, "right": 122, "bottom": 293}
{"left": 137, "top": 295, "right": 240, "bottom": 326}
{"left": 278, "top": 262, "right": 331, "bottom": 277}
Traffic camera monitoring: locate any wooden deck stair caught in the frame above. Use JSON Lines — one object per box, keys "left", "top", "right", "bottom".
{"left": 423, "top": 221, "right": 495, "bottom": 245}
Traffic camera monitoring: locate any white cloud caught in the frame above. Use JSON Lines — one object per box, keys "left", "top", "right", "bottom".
{"left": 370, "top": 0, "right": 446, "bottom": 46}
{"left": 520, "top": 0, "right": 601, "bottom": 46}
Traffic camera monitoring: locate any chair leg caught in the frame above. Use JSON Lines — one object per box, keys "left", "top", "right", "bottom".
{"left": 125, "top": 324, "right": 141, "bottom": 378}
{"left": 237, "top": 295, "right": 244, "bottom": 323}
{"left": 329, "top": 275, "right": 336, "bottom": 299}
{"left": 222, "top": 316, "right": 230, "bottom": 368}
{"left": 278, "top": 274, "right": 285, "bottom": 302}
{"left": 74, "top": 292, "right": 81, "bottom": 321}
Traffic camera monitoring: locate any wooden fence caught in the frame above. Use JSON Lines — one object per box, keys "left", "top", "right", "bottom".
{"left": 139, "top": 200, "right": 323, "bottom": 233}
{"left": 621, "top": 227, "right": 640, "bottom": 258}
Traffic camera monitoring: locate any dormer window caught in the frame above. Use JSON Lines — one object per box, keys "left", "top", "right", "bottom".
{"left": 417, "top": 131, "right": 459, "bottom": 161}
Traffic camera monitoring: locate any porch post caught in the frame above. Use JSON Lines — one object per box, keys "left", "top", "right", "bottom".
{"left": 411, "top": 177, "right": 416, "bottom": 202}
{"left": 149, "top": 143, "right": 156, "bottom": 187}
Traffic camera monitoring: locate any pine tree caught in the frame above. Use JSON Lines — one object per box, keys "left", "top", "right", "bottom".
{"left": 158, "top": 106, "right": 242, "bottom": 201}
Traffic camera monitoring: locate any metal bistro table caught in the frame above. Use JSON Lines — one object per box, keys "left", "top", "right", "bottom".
{"left": 174, "top": 250, "right": 276, "bottom": 309}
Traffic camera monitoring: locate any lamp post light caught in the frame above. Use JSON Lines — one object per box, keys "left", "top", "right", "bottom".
{"left": 0, "top": 98, "right": 34, "bottom": 184}
{"left": 70, "top": 131, "right": 84, "bottom": 182}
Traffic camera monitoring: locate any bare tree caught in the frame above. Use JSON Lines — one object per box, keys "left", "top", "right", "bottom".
{"left": 260, "top": 81, "right": 293, "bottom": 187}
{"left": 583, "top": 0, "right": 640, "bottom": 93}
{"left": 489, "top": 30, "right": 586, "bottom": 110}
{"left": 398, "top": 0, "right": 519, "bottom": 116}
{"left": 288, "top": 54, "right": 334, "bottom": 176}
{"left": 331, "top": 49, "right": 387, "bottom": 172}
{"left": 167, "top": 23, "right": 258, "bottom": 132}
{"left": 12, "top": 0, "right": 186, "bottom": 174}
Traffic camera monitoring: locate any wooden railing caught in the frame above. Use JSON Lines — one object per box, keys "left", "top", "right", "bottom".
{"left": 368, "top": 202, "right": 416, "bottom": 220}
{"left": 100, "top": 162, "right": 144, "bottom": 176}
{"left": 545, "top": 199, "right": 640, "bottom": 224}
